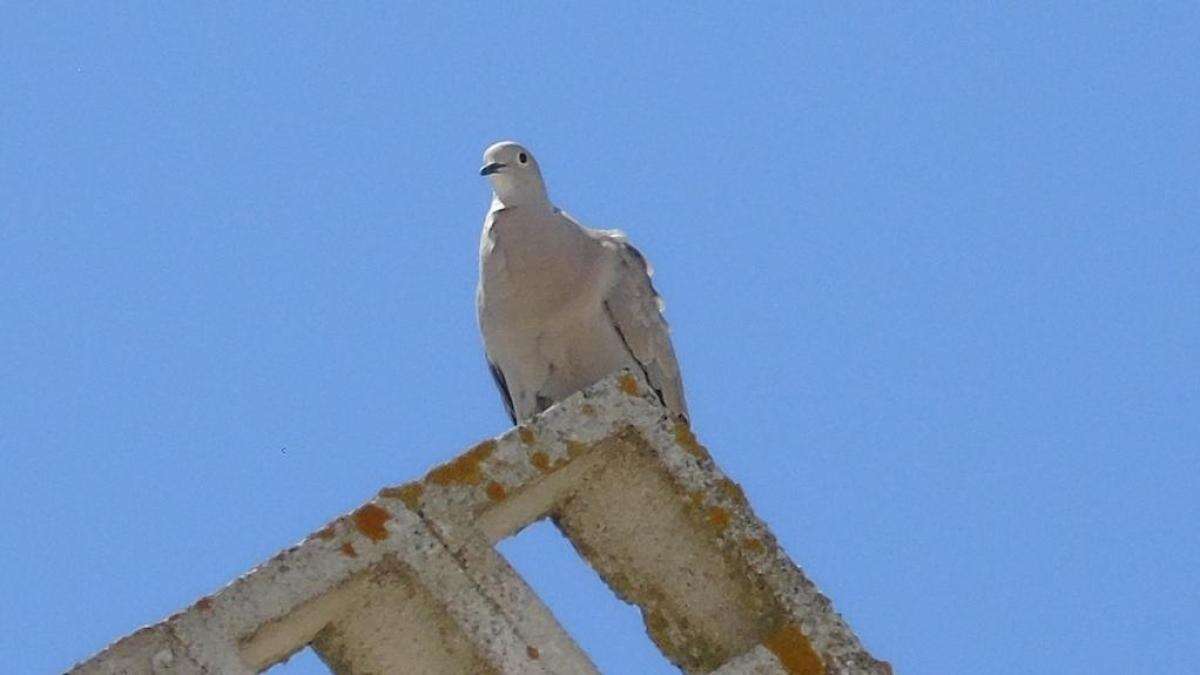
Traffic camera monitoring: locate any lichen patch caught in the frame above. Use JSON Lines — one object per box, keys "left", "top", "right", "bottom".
{"left": 763, "top": 624, "right": 823, "bottom": 675}
{"left": 517, "top": 426, "right": 536, "bottom": 445}
{"left": 718, "top": 478, "right": 747, "bottom": 506}
{"left": 618, "top": 373, "right": 640, "bottom": 395}
{"left": 673, "top": 420, "right": 710, "bottom": 461}
{"left": 427, "top": 440, "right": 496, "bottom": 486}
{"left": 379, "top": 482, "right": 424, "bottom": 510}
{"left": 707, "top": 506, "right": 731, "bottom": 531}
{"left": 351, "top": 504, "right": 391, "bottom": 542}
{"left": 486, "top": 481, "right": 507, "bottom": 501}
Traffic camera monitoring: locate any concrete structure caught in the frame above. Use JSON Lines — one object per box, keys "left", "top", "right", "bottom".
{"left": 71, "top": 372, "right": 890, "bottom": 674}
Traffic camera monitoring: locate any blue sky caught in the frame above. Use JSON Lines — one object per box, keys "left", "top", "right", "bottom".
{"left": 2, "top": 5, "right": 1197, "bottom": 674}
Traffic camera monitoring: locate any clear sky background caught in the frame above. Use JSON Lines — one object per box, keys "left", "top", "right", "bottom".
{"left": 2, "top": 5, "right": 1197, "bottom": 674}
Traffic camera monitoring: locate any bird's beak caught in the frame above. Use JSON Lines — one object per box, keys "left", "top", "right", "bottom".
{"left": 479, "top": 162, "right": 506, "bottom": 176}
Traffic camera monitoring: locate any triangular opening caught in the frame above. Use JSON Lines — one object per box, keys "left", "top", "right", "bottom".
{"left": 498, "top": 519, "right": 677, "bottom": 674}
{"left": 262, "top": 645, "right": 329, "bottom": 674}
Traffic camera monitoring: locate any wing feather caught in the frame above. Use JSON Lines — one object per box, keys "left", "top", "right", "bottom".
{"left": 487, "top": 358, "right": 517, "bottom": 424}
{"left": 586, "top": 227, "right": 689, "bottom": 420}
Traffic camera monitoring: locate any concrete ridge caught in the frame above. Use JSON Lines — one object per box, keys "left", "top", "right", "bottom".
{"left": 71, "top": 372, "right": 889, "bottom": 675}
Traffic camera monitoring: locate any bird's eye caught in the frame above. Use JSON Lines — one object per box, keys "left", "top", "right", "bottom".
{"left": 518, "top": 152, "right": 528, "bottom": 164}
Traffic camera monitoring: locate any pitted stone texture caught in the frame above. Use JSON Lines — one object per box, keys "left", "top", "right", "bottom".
{"left": 70, "top": 625, "right": 204, "bottom": 675}
{"left": 309, "top": 558, "right": 493, "bottom": 674}
{"left": 553, "top": 431, "right": 775, "bottom": 671}
{"left": 70, "top": 372, "right": 885, "bottom": 675}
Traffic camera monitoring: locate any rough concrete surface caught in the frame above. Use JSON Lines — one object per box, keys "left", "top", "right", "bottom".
{"left": 69, "top": 372, "right": 889, "bottom": 675}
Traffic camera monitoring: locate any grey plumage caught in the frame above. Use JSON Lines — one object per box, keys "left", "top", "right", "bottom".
{"left": 476, "top": 141, "right": 687, "bottom": 423}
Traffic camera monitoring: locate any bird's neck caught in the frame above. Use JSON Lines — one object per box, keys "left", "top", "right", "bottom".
{"left": 491, "top": 189, "right": 552, "bottom": 212}
{"left": 486, "top": 198, "right": 571, "bottom": 250}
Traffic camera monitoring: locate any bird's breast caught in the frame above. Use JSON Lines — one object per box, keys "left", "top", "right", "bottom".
{"left": 479, "top": 211, "right": 611, "bottom": 328}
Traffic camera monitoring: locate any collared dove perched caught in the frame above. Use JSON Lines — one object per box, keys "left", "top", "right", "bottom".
{"left": 476, "top": 141, "right": 688, "bottom": 423}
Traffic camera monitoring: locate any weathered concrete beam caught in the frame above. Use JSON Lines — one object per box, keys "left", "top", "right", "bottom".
{"left": 70, "top": 372, "right": 888, "bottom": 674}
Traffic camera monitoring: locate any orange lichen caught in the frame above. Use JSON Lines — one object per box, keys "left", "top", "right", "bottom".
{"left": 763, "top": 624, "right": 823, "bottom": 675}
{"left": 707, "top": 506, "right": 731, "bottom": 531}
{"left": 718, "top": 478, "right": 747, "bottom": 505}
{"left": 194, "top": 597, "right": 213, "bottom": 611}
{"left": 673, "top": 420, "right": 709, "bottom": 460}
{"left": 352, "top": 503, "right": 391, "bottom": 541}
{"left": 380, "top": 482, "right": 424, "bottom": 510}
{"left": 565, "top": 440, "right": 588, "bottom": 458}
{"left": 530, "top": 451, "right": 551, "bottom": 472}
{"left": 340, "top": 542, "right": 358, "bottom": 558}
{"left": 526, "top": 646, "right": 540, "bottom": 660}
{"left": 688, "top": 491, "right": 705, "bottom": 509}
{"left": 618, "top": 373, "right": 640, "bottom": 395}
{"left": 312, "top": 523, "right": 336, "bottom": 540}
{"left": 743, "top": 537, "right": 765, "bottom": 553}
{"left": 427, "top": 440, "right": 496, "bottom": 486}
{"left": 517, "top": 426, "right": 536, "bottom": 445}
{"left": 486, "top": 481, "right": 507, "bottom": 501}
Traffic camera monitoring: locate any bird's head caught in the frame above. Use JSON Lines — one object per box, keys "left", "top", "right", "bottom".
{"left": 480, "top": 141, "right": 548, "bottom": 207}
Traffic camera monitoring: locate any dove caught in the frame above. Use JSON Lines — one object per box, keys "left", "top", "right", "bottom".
{"left": 476, "top": 141, "right": 688, "bottom": 424}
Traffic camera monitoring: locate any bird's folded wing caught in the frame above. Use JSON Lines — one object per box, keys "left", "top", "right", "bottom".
{"left": 583, "top": 224, "right": 689, "bottom": 420}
